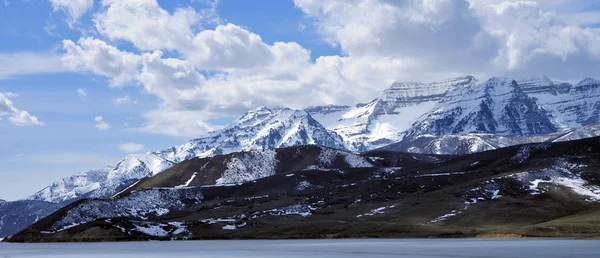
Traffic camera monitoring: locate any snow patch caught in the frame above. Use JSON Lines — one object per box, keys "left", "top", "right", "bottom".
{"left": 356, "top": 205, "right": 396, "bottom": 218}
{"left": 515, "top": 161, "right": 600, "bottom": 201}
{"left": 216, "top": 150, "right": 277, "bottom": 185}
{"left": 176, "top": 172, "right": 198, "bottom": 188}
{"left": 134, "top": 222, "right": 169, "bottom": 237}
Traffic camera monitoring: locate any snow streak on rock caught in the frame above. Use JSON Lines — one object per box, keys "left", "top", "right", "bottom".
{"left": 216, "top": 150, "right": 277, "bottom": 185}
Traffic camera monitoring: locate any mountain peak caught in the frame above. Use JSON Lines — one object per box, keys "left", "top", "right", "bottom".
{"left": 238, "top": 106, "right": 273, "bottom": 123}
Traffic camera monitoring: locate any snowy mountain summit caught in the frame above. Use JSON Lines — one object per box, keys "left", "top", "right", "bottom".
{"left": 307, "top": 76, "right": 477, "bottom": 150}
{"left": 153, "top": 106, "right": 346, "bottom": 162}
{"left": 404, "top": 77, "right": 557, "bottom": 140}
{"left": 28, "top": 107, "right": 345, "bottom": 203}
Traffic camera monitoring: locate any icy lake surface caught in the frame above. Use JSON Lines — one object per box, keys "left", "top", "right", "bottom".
{"left": 1, "top": 239, "right": 599, "bottom": 257}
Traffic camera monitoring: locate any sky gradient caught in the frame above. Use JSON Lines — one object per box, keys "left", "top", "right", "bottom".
{"left": 1, "top": 0, "right": 599, "bottom": 200}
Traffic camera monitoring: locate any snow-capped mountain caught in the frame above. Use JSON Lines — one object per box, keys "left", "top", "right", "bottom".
{"left": 153, "top": 106, "right": 346, "bottom": 162}
{"left": 29, "top": 154, "right": 175, "bottom": 203}
{"left": 309, "top": 76, "right": 600, "bottom": 153}
{"left": 27, "top": 107, "right": 344, "bottom": 203}
{"left": 403, "top": 77, "right": 557, "bottom": 140}
{"left": 8, "top": 74, "right": 600, "bottom": 239}
{"left": 28, "top": 166, "right": 113, "bottom": 203}
{"left": 307, "top": 76, "right": 476, "bottom": 150}
{"left": 27, "top": 75, "right": 600, "bottom": 204}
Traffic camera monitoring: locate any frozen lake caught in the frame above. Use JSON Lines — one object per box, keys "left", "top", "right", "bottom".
{"left": 1, "top": 239, "right": 599, "bottom": 257}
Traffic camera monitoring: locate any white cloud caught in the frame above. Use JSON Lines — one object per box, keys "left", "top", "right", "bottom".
{"left": 0, "top": 51, "right": 69, "bottom": 79}
{"left": 293, "top": 0, "right": 600, "bottom": 79}
{"left": 62, "top": 37, "right": 141, "bottom": 86}
{"left": 48, "top": 0, "right": 95, "bottom": 27}
{"left": 77, "top": 88, "right": 87, "bottom": 100}
{"left": 117, "top": 142, "right": 145, "bottom": 153}
{"left": 94, "top": 116, "right": 110, "bottom": 130}
{"left": 187, "top": 23, "right": 276, "bottom": 69}
{"left": 113, "top": 95, "right": 134, "bottom": 106}
{"left": 93, "top": 0, "right": 212, "bottom": 51}
{"left": 0, "top": 92, "right": 43, "bottom": 126}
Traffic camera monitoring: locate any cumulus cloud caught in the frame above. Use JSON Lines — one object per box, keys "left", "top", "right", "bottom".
{"left": 0, "top": 92, "right": 43, "bottom": 126}
{"left": 117, "top": 142, "right": 144, "bottom": 153}
{"left": 62, "top": 37, "right": 141, "bottom": 86}
{"left": 294, "top": 0, "right": 600, "bottom": 79}
{"left": 94, "top": 116, "right": 110, "bottom": 130}
{"left": 94, "top": 0, "right": 201, "bottom": 51}
{"left": 48, "top": 0, "right": 94, "bottom": 27}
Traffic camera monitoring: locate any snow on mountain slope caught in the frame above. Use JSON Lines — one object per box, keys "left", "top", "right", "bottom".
{"left": 28, "top": 154, "right": 175, "bottom": 203}
{"left": 27, "top": 107, "right": 343, "bottom": 203}
{"left": 28, "top": 166, "right": 112, "bottom": 203}
{"left": 308, "top": 76, "right": 476, "bottom": 151}
{"left": 153, "top": 107, "right": 346, "bottom": 162}
{"left": 404, "top": 77, "right": 557, "bottom": 141}
{"left": 561, "top": 78, "right": 600, "bottom": 126}
{"left": 381, "top": 134, "right": 520, "bottom": 155}
{"left": 518, "top": 76, "right": 571, "bottom": 96}
{"left": 91, "top": 154, "right": 176, "bottom": 198}
{"left": 382, "top": 122, "right": 600, "bottom": 155}
{"left": 517, "top": 77, "right": 600, "bottom": 129}
{"left": 216, "top": 150, "right": 278, "bottom": 185}
{"left": 50, "top": 188, "right": 203, "bottom": 232}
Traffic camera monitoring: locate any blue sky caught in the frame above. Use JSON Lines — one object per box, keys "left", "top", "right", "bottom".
{"left": 1, "top": 0, "right": 599, "bottom": 200}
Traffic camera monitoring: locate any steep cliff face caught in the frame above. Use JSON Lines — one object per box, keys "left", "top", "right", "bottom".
{"left": 516, "top": 77, "right": 600, "bottom": 129}
{"left": 308, "top": 76, "right": 477, "bottom": 151}
{"left": 404, "top": 78, "right": 557, "bottom": 141}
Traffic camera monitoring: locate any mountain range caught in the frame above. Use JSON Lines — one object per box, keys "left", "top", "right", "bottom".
{"left": 7, "top": 137, "right": 600, "bottom": 241}
{"left": 2, "top": 75, "right": 600, "bottom": 238}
